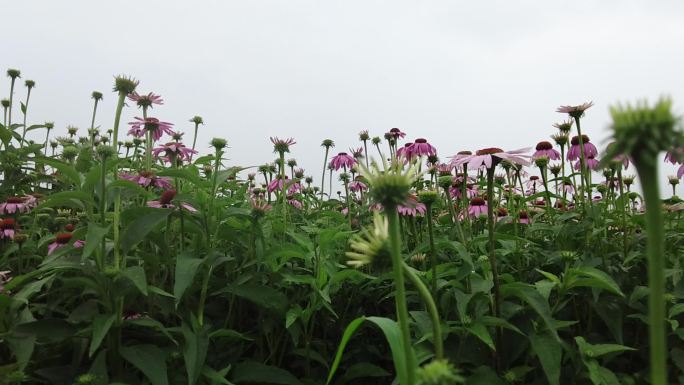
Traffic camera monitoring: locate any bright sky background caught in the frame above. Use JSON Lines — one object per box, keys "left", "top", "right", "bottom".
{"left": 5, "top": 0, "right": 684, "bottom": 195}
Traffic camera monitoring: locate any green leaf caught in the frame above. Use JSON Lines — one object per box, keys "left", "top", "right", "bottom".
{"left": 568, "top": 267, "right": 624, "bottom": 297}
{"left": 575, "top": 336, "right": 635, "bottom": 358}
{"left": 120, "top": 344, "right": 169, "bottom": 385}
{"left": 89, "top": 314, "right": 116, "bottom": 357}
{"left": 467, "top": 323, "right": 495, "bottom": 351}
{"left": 174, "top": 252, "right": 204, "bottom": 306}
{"left": 326, "top": 316, "right": 408, "bottom": 385}
{"left": 36, "top": 156, "right": 81, "bottom": 185}
{"left": 231, "top": 361, "right": 302, "bottom": 385}
{"left": 223, "top": 284, "right": 288, "bottom": 315}
{"left": 122, "top": 266, "right": 148, "bottom": 296}
{"left": 501, "top": 282, "right": 558, "bottom": 339}
{"left": 183, "top": 323, "right": 210, "bottom": 385}
{"left": 121, "top": 207, "right": 173, "bottom": 253}
{"left": 81, "top": 224, "right": 110, "bottom": 262}
{"left": 529, "top": 332, "right": 561, "bottom": 385}
{"left": 26, "top": 123, "right": 46, "bottom": 132}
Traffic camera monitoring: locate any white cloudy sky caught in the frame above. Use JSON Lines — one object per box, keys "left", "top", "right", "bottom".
{"left": 5, "top": 0, "right": 684, "bottom": 193}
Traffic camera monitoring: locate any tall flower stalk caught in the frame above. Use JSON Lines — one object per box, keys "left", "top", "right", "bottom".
{"left": 20, "top": 80, "right": 35, "bottom": 144}
{"left": 320, "top": 139, "right": 334, "bottom": 200}
{"left": 6, "top": 69, "right": 20, "bottom": 129}
{"left": 89, "top": 92, "right": 103, "bottom": 147}
{"left": 606, "top": 97, "right": 680, "bottom": 385}
{"left": 190, "top": 115, "right": 203, "bottom": 159}
{"left": 558, "top": 103, "right": 593, "bottom": 204}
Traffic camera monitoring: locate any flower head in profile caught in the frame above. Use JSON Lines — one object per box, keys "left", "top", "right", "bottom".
{"left": 250, "top": 197, "right": 271, "bottom": 218}
{"left": 113, "top": 75, "right": 139, "bottom": 95}
{"left": 0, "top": 196, "right": 32, "bottom": 215}
{"left": 387, "top": 127, "right": 406, "bottom": 139}
{"left": 152, "top": 142, "right": 197, "bottom": 163}
{"left": 128, "top": 117, "right": 174, "bottom": 142}
{"left": 556, "top": 101, "right": 594, "bottom": 119}
{"left": 349, "top": 177, "right": 368, "bottom": 193}
{"left": 397, "top": 194, "right": 426, "bottom": 217}
{"left": 270, "top": 137, "right": 296, "bottom": 153}
{"left": 0, "top": 218, "right": 17, "bottom": 239}
{"left": 121, "top": 170, "right": 172, "bottom": 189}
{"left": 330, "top": 152, "right": 357, "bottom": 171}
{"left": 321, "top": 139, "right": 335, "bottom": 148}
{"left": 567, "top": 135, "right": 598, "bottom": 161}
{"left": 48, "top": 232, "right": 84, "bottom": 255}
{"left": 147, "top": 190, "right": 197, "bottom": 212}
{"left": 346, "top": 212, "right": 390, "bottom": 268}
{"left": 533, "top": 141, "right": 560, "bottom": 160}
{"left": 128, "top": 92, "right": 164, "bottom": 109}
{"left": 468, "top": 197, "right": 488, "bottom": 218}
{"left": 553, "top": 119, "right": 574, "bottom": 134}
{"left": 407, "top": 138, "right": 437, "bottom": 159}
{"left": 452, "top": 148, "right": 532, "bottom": 170}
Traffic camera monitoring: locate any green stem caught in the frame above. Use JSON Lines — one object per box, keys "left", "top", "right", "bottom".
{"left": 636, "top": 164, "right": 667, "bottom": 385}
{"left": 197, "top": 264, "right": 213, "bottom": 326}
{"left": 486, "top": 167, "right": 502, "bottom": 368}
{"left": 425, "top": 202, "right": 438, "bottom": 300}
{"left": 90, "top": 99, "right": 99, "bottom": 148}
{"left": 574, "top": 117, "right": 591, "bottom": 204}
{"left": 386, "top": 206, "right": 416, "bottom": 384}
{"left": 403, "top": 261, "right": 443, "bottom": 360}
{"left": 111, "top": 91, "right": 127, "bottom": 270}
{"left": 320, "top": 147, "right": 330, "bottom": 200}
{"left": 20, "top": 87, "right": 32, "bottom": 144}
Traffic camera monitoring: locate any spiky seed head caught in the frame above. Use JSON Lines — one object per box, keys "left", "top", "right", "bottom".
{"left": 190, "top": 115, "right": 204, "bottom": 125}
{"left": 91, "top": 91, "right": 103, "bottom": 101}
{"left": 113, "top": 74, "right": 139, "bottom": 94}
{"left": 416, "top": 359, "right": 463, "bottom": 385}
{"left": 360, "top": 156, "right": 421, "bottom": 207}
{"left": 321, "top": 139, "right": 335, "bottom": 148}
{"left": 61, "top": 146, "right": 79, "bottom": 160}
{"left": 96, "top": 144, "right": 116, "bottom": 159}
{"left": 371, "top": 136, "right": 382, "bottom": 145}
{"left": 210, "top": 137, "right": 227, "bottom": 150}
{"left": 67, "top": 126, "right": 78, "bottom": 135}
{"left": 24, "top": 79, "right": 35, "bottom": 88}
{"left": 44, "top": 121, "right": 54, "bottom": 129}
{"left": 1, "top": 99, "right": 10, "bottom": 108}
{"left": 605, "top": 97, "right": 682, "bottom": 170}
{"left": 418, "top": 189, "right": 439, "bottom": 205}
{"left": 346, "top": 212, "right": 390, "bottom": 268}
{"left": 6, "top": 69, "right": 21, "bottom": 79}
{"left": 535, "top": 156, "right": 549, "bottom": 169}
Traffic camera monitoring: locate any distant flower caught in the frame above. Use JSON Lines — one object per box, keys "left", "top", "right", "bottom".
{"left": 0, "top": 218, "right": 17, "bottom": 239}
{"left": 553, "top": 119, "right": 574, "bottom": 133}
{"left": 270, "top": 137, "right": 296, "bottom": 153}
{"left": 567, "top": 135, "right": 598, "bottom": 161}
{"left": 574, "top": 155, "right": 599, "bottom": 171}
{"left": 533, "top": 141, "right": 560, "bottom": 160}
{"left": 120, "top": 170, "right": 172, "bottom": 189}
{"left": 407, "top": 138, "right": 437, "bottom": 159}
{"left": 330, "top": 152, "right": 357, "bottom": 171}
{"left": 359, "top": 130, "right": 370, "bottom": 141}
{"left": 678, "top": 164, "right": 684, "bottom": 179}
{"left": 267, "top": 176, "right": 301, "bottom": 194}
{"left": 387, "top": 128, "right": 406, "bottom": 139}
{"left": 517, "top": 210, "right": 530, "bottom": 224}
{"left": 48, "top": 233, "right": 74, "bottom": 255}
{"left": 128, "top": 92, "right": 164, "bottom": 108}
{"left": 452, "top": 148, "right": 532, "bottom": 169}
{"left": 147, "top": 190, "right": 197, "bottom": 212}
{"left": 288, "top": 198, "right": 303, "bottom": 210}
{"left": 349, "top": 179, "right": 368, "bottom": 193}
{"left": 0, "top": 196, "right": 32, "bottom": 214}
{"left": 665, "top": 148, "right": 684, "bottom": 164}
{"left": 128, "top": 117, "right": 174, "bottom": 142}
{"left": 562, "top": 179, "right": 574, "bottom": 194}
{"left": 250, "top": 198, "right": 271, "bottom": 217}
{"left": 525, "top": 176, "right": 543, "bottom": 191}
{"left": 468, "top": 197, "right": 487, "bottom": 217}
{"left": 397, "top": 195, "right": 426, "bottom": 217}
{"left": 556, "top": 101, "right": 594, "bottom": 119}
{"left": 349, "top": 147, "right": 364, "bottom": 159}
{"left": 152, "top": 142, "right": 197, "bottom": 163}
{"left": 396, "top": 143, "right": 413, "bottom": 159}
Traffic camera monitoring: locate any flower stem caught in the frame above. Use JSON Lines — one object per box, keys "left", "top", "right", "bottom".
{"left": 386, "top": 206, "right": 416, "bottom": 384}
{"left": 90, "top": 98, "right": 99, "bottom": 148}
{"left": 425, "top": 202, "right": 438, "bottom": 300}
{"left": 320, "top": 147, "right": 329, "bottom": 200}
{"left": 636, "top": 163, "right": 667, "bottom": 385}
{"left": 197, "top": 264, "right": 213, "bottom": 326}
{"left": 402, "top": 261, "right": 443, "bottom": 360}
{"left": 111, "top": 91, "right": 127, "bottom": 270}
{"left": 486, "top": 167, "right": 502, "bottom": 367}
{"left": 20, "top": 87, "right": 32, "bottom": 144}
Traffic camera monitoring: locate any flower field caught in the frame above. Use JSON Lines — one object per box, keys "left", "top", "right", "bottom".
{"left": 1, "top": 70, "right": 683, "bottom": 385}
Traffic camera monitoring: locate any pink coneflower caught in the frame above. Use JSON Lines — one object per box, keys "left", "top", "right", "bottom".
{"left": 387, "top": 128, "right": 406, "bottom": 139}
{"left": 349, "top": 179, "right": 368, "bottom": 193}
{"left": 330, "top": 152, "right": 357, "bottom": 171}
{"left": 452, "top": 147, "right": 532, "bottom": 170}
{"left": 128, "top": 117, "right": 174, "bottom": 142}
{"left": 152, "top": 142, "right": 197, "bottom": 163}
{"left": 270, "top": 137, "right": 296, "bottom": 153}
{"left": 436, "top": 163, "right": 453, "bottom": 176}
{"left": 121, "top": 170, "right": 173, "bottom": 189}
{"left": 407, "top": 138, "right": 437, "bottom": 159}
{"left": 562, "top": 180, "right": 574, "bottom": 194}
{"left": 397, "top": 143, "right": 412, "bottom": 159}
{"left": 567, "top": 135, "right": 598, "bottom": 161}
{"left": 288, "top": 197, "right": 303, "bottom": 210}
{"left": 518, "top": 210, "right": 530, "bottom": 224}
{"left": 128, "top": 92, "right": 164, "bottom": 108}
{"left": 48, "top": 233, "right": 73, "bottom": 255}
{"left": 556, "top": 101, "right": 594, "bottom": 118}
{"left": 0, "top": 270, "right": 11, "bottom": 294}
{"left": 533, "top": 141, "right": 560, "bottom": 160}
{"left": 397, "top": 195, "right": 426, "bottom": 217}
{"left": 450, "top": 182, "right": 478, "bottom": 200}
{"left": 526, "top": 176, "right": 542, "bottom": 193}
{"left": 677, "top": 164, "right": 684, "bottom": 179}
{"left": 0, "top": 218, "right": 16, "bottom": 239}
{"left": 147, "top": 190, "right": 197, "bottom": 212}
{"left": 250, "top": 198, "right": 271, "bottom": 215}
{"left": 0, "top": 196, "right": 31, "bottom": 214}
{"left": 574, "top": 155, "right": 600, "bottom": 171}
{"left": 349, "top": 147, "right": 364, "bottom": 159}
{"left": 468, "top": 197, "right": 488, "bottom": 218}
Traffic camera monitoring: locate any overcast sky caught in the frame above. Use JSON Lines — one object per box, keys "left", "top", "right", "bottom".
{"left": 5, "top": 0, "right": 684, "bottom": 194}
